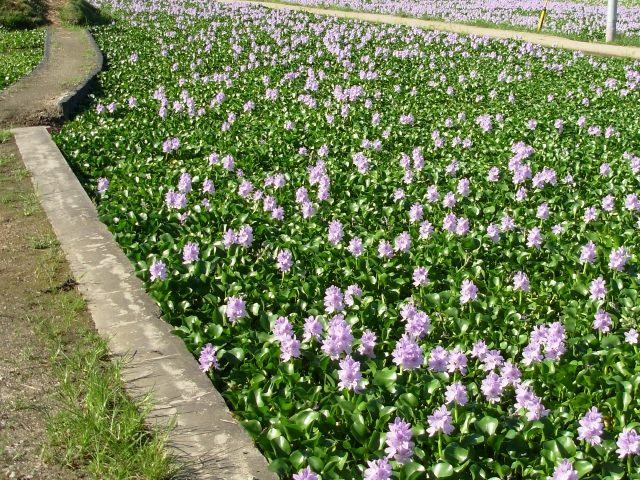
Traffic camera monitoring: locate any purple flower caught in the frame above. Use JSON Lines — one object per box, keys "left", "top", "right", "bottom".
{"left": 443, "top": 191, "right": 456, "bottom": 208}
{"left": 626, "top": 329, "right": 639, "bottom": 345}
{"left": 338, "top": 355, "right": 363, "bottom": 393}
{"left": 324, "top": 286, "right": 344, "bottom": 314}
{"left": 273, "top": 317, "right": 293, "bottom": 341}
{"left": 345, "top": 284, "right": 362, "bottom": 306}
{"left": 580, "top": 241, "right": 597, "bottom": 265}
{"left": 385, "top": 417, "right": 414, "bottom": 465}
{"left": 420, "top": 221, "right": 434, "bottom": 239}
{"left": 593, "top": 309, "right": 612, "bottom": 333}
{"left": 202, "top": 178, "right": 215, "bottom": 195}
{"left": 348, "top": 237, "right": 364, "bottom": 256}
{"left": 198, "top": 343, "right": 220, "bottom": 372}
{"left": 609, "top": 247, "right": 630, "bottom": 272}
{"left": 223, "top": 229, "right": 237, "bottom": 249}
{"left": 460, "top": 279, "right": 478, "bottom": 304}
{"left": 394, "top": 232, "right": 411, "bottom": 253}
{"left": 482, "top": 350, "right": 504, "bottom": 371}
{"left": 590, "top": 277, "right": 607, "bottom": 300}
{"left": 358, "top": 329, "right": 377, "bottom": 357}
{"left": 426, "top": 185, "right": 439, "bottom": 202}
{"left": 96, "top": 104, "right": 105, "bottom": 114}
{"left": 527, "top": 227, "right": 542, "bottom": 249}
{"left": 276, "top": 250, "right": 293, "bottom": 272}
{"left": 447, "top": 347, "right": 468, "bottom": 375}
{"left": 413, "top": 267, "right": 429, "bottom": 287}
{"left": 293, "top": 467, "right": 318, "bottom": 480}
{"left": 514, "top": 383, "right": 549, "bottom": 420}
{"left": 602, "top": 194, "right": 615, "bottom": 212}
{"left": 584, "top": 206, "right": 598, "bottom": 223}
{"left": 513, "top": 271, "right": 530, "bottom": 293}
{"left": 378, "top": 240, "right": 394, "bottom": 259}
{"left": 456, "top": 217, "right": 470, "bottom": 236}
{"left": 226, "top": 296, "right": 247, "bottom": 323}
{"left": 237, "top": 226, "right": 253, "bottom": 247}
{"left": 578, "top": 407, "right": 604, "bottom": 446}
{"left": 302, "top": 316, "right": 322, "bottom": 343}
{"left": 97, "top": 177, "right": 109, "bottom": 194}
{"left": 364, "top": 457, "right": 392, "bottom": 480}
{"left": 527, "top": 118, "right": 537, "bottom": 130}
{"left": 182, "top": 242, "right": 199, "bottom": 264}
{"left": 445, "top": 382, "right": 468, "bottom": 406}
{"left": 443, "top": 213, "right": 457, "bottom": 233}
{"left": 428, "top": 346, "right": 449, "bottom": 372}
{"left": 487, "top": 224, "right": 500, "bottom": 242}
{"left": 427, "top": 405, "right": 454, "bottom": 436}
{"left": 406, "top": 312, "right": 431, "bottom": 338}
{"left": 536, "top": 203, "right": 550, "bottom": 220}
{"left": 481, "top": 372, "right": 503, "bottom": 403}
{"left": 149, "top": 260, "right": 167, "bottom": 282}
{"left": 328, "top": 220, "right": 343, "bottom": 245}
{"left": 500, "top": 361, "right": 522, "bottom": 386}
{"left": 488, "top": 167, "right": 500, "bottom": 182}
{"left": 471, "top": 340, "right": 488, "bottom": 360}
{"left": 409, "top": 203, "right": 423, "bottom": 223}
{"left": 617, "top": 429, "right": 640, "bottom": 458}
{"left": 280, "top": 335, "right": 301, "bottom": 362}
{"left": 550, "top": 459, "right": 578, "bottom": 480}
{"left": 302, "top": 201, "right": 315, "bottom": 218}
{"left": 321, "top": 314, "right": 353, "bottom": 359}
{"left": 552, "top": 224, "right": 564, "bottom": 235}
{"left": 501, "top": 215, "right": 515, "bottom": 232}
{"left": 392, "top": 334, "right": 424, "bottom": 370}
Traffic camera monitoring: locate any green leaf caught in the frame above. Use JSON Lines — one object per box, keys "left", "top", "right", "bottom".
{"left": 240, "top": 420, "right": 262, "bottom": 438}
{"left": 401, "top": 462, "right": 426, "bottom": 480}
{"left": 574, "top": 460, "right": 593, "bottom": 478}
{"left": 294, "top": 410, "right": 320, "bottom": 430}
{"left": 432, "top": 462, "right": 454, "bottom": 478}
{"left": 475, "top": 416, "right": 499, "bottom": 436}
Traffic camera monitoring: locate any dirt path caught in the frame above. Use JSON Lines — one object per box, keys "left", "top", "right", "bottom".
{"left": 0, "top": 137, "right": 89, "bottom": 480}
{"left": 0, "top": 27, "right": 97, "bottom": 129}
{"left": 222, "top": 0, "right": 640, "bottom": 59}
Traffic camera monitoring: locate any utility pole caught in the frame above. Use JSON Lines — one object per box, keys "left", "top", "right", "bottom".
{"left": 606, "top": 0, "right": 618, "bottom": 42}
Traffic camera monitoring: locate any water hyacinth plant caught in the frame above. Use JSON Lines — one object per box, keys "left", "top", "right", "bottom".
{"left": 55, "top": 0, "right": 640, "bottom": 478}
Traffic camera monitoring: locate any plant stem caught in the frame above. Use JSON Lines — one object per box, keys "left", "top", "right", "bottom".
{"left": 438, "top": 433, "right": 443, "bottom": 460}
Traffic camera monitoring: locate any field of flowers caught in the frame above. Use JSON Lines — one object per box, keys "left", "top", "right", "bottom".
{"left": 274, "top": 0, "right": 640, "bottom": 41}
{"left": 0, "top": 27, "right": 45, "bottom": 91}
{"left": 55, "top": 1, "right": 640, "bottom": 478}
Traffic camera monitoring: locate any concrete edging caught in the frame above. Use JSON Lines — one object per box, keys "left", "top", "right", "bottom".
{"left": 12, "top": 126, "right": 277, "bottom": 480}
{"left": 0, "top": 27, "right": 51, "bottom": 98}
{"left": 57, "top": 29, "right": 104, "bottom": 119}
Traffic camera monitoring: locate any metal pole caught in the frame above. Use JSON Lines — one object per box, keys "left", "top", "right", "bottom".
{"left": 537, "top": 0, "right": 550, "bottom": 31}
{"left": 606, "top": 0, "right": 618, "bottom": 43}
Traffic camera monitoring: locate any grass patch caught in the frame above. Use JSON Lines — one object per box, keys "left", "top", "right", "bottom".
{"left": 59, "top": 0, "right": 113, "bottom": 26}
{"left": 0, "top": 130, "right": 12, "bottom": 143}
{"left": 29, "top": 233, "right": 59, "bottom": 249}
{"left": 0, "top": 0, "right": 47, "bottom": 29}
{"left": 27, "top": 277, "right": 181, "bottom": 479}
{"left": 45, "top": 336, "right": 180, "bottom": 479}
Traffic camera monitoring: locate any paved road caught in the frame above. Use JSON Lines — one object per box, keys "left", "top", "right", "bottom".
{"left": 221, "top": 0, "right": 640, "bottom": 59}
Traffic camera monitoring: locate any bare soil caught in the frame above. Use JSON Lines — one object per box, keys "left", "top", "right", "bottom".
{"left": 0, "top": 137, "right": 90, "bottom": 480}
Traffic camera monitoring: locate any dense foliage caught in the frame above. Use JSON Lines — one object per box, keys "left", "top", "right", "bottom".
{"left": 56, "top": 1, "right": 640, "bottom": 478}
{"left": 272, "top": 0, "right": 640, "bottom": 41}
{"left": 0, "top": 27, "right": 45, "bottom": 90}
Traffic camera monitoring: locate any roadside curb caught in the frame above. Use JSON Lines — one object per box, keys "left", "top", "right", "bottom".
{"left": 223, "top": 0, "right": 640, "bottom": 60}
{"left": 58, "top": 29, "right": 104, "bottom": 119}
{"left": 0, "top": 27, "right": 51, "bottom": 98}
{"left": 12, "top": 126, "right": 277, "bottom": 480}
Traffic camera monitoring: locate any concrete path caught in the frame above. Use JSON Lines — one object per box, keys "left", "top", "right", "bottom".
{"left": 12, "top": 126, "right": 277, "bottom": 480}
{"left": 222, "top": 0, "right": 640, "bottom": 60}
{"left": 0, "top": 28, "right": 97, "bottom": 129}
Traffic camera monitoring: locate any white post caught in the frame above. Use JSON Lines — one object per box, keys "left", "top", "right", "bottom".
{"left": 606, "top": 0, "right": 618, "bottom": 43}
